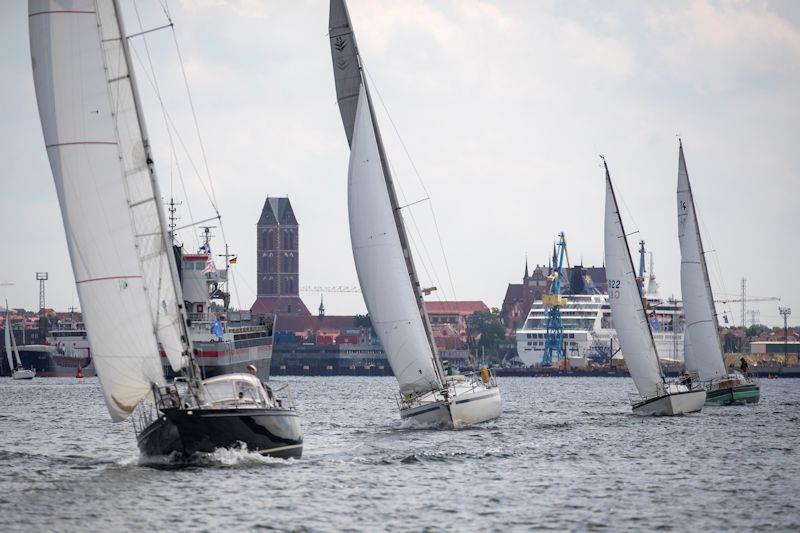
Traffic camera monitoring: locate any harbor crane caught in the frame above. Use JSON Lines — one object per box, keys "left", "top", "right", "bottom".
{"left": 300, "top": 285, "right": 361, "bottom": 293}
{"left": 542, "top": 232, "right": 570, "bottom": 367}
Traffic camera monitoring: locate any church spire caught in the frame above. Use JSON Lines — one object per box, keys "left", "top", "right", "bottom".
{"left": 318, "top": 294, "right": 325, "bottom": 318}
{"left": 524, "top": 254, "right": 529, "bottom": 281}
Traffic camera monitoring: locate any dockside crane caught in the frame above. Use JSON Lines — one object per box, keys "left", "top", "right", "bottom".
{"left": 542, "top": 232, "right": 570, "bottom": 367}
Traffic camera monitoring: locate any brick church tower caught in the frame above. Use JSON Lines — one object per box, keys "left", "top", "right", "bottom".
{"left": 250, "top": 196, "right": 310, "bottom": 317}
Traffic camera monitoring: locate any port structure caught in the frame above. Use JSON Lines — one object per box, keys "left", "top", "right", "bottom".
{"left": 542, "top": 232, "right": 570, "bottom": 367}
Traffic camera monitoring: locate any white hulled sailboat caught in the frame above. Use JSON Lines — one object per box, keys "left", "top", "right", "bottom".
{"left": 29, "top": 0, "right": 301, "bottom": 457}
{"left": 603, "top": 158, "right": 705, "bottom": 415}
{"left": 677, "top": 140, "right": 759, "bottom": 405}
{"left": 5, "top": 304, "right": 35, "bottom": 380}
{"left": 328, "top": 0, "right": 501, "bottom": 428}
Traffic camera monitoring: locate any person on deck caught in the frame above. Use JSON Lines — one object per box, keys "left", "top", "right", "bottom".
{"left": 739, "top": 357, "right": 749, "bottom": 375}
{"left": 246, "top": 364, "right": 277, "bottom": 405}
{"left": 679, "top": 371, "right": 692, "bottom": 390}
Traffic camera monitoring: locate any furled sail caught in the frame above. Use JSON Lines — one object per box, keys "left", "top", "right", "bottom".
{"left": 4, "top": 307, "right": 15, "bottom": 371}
{"left": 603, "top": 162, "right": 664, "bottom": 399}
{"left": 676, "top": 141, "right": 727, "bottom": 380}
{"left": 330, "top": 0, "right": 444, "bottom": 394}
{"left": 29, "top": 0, "right": 189, "bottom": 420}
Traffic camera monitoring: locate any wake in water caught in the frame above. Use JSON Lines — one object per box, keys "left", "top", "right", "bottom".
{"left": 125, "top": 444, "right": 297, "bottom": 470}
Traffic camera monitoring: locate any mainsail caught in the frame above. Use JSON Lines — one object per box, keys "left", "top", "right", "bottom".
{"left": 329, "top": 0, "right": 444, "bottom": 394}
{"left": 677, "top": 141, "right": 727, "bottom": 380}
{"left": 29, "top": 0, "right": 191, "bottom": 420}
{"left": 603, "top": 161, "right": 664, "bottom": 399}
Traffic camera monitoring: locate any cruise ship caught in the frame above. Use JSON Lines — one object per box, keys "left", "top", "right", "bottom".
{"left": 516, "top": 294, "right": 684, "bottom": 366}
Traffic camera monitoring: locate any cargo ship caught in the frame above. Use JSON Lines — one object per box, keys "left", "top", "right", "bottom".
{"left": 3, "top": 327, "right": 96, "bottom": 377}
{"left": 161, "top": 238, "right": 273, "bottom": 382}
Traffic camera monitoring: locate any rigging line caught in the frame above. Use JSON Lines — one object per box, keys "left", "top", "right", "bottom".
{"left": 386, "top": 155, "right": 448, "bottom": 303}
{"left": 168, "top": 21, "right": 219, "bottom": 212}
{"left": 364, "top": 68, "right": 458, "bottom": 301}
{"left": 128, "top": 42, "right": 200, "bottom": 249}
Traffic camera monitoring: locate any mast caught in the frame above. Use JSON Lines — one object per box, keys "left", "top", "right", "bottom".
{"left": 330, "top": 0, "right": 444, "bottom": 387}
{"left": 604, "top": 159, "right": 665, "bottom": 381}
{"left": 111, "top": 0, "right": 198, "bottom": 385}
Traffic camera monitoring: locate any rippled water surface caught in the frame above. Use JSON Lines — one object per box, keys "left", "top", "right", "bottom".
{"left": 1, "top": 376, "right": 798, "bottom": 531}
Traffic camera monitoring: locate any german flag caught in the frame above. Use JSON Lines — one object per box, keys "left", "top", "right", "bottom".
{"left": 229, "top": 256, "right": 238, "bottom": 265}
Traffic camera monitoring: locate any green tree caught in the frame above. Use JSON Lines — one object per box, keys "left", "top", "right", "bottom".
{"left": 467, "top": 307, "right": 505, "bottom": 358}
{"left": 353, "top": 314, "right": 372, "bottom": 330}
{"left": 746, "top": 324, "right": 769, "bottom": 338}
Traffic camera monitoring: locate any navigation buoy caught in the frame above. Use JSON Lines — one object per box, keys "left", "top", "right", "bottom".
{"left": 76, "top": 367, "right": 84, "bottom": 379}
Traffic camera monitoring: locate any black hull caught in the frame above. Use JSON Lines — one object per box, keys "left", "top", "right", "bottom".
{"left": 137, "top": 407, "right": 303, "bottom": 459}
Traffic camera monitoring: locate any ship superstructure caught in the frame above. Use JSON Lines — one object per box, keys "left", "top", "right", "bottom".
{"left": 516, "top": 294, "right": 684, "bottom": 366}
{"left": 162, "top": 234, "right": 274, "bottom": 381}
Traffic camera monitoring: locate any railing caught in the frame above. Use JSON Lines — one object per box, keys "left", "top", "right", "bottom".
{"left": 394, "top": 368, "right": 498, "bottom": 409}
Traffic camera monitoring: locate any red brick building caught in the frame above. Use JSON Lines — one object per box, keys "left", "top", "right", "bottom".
{"left": 250, "top": 196, "right": 310, "bottom": 317}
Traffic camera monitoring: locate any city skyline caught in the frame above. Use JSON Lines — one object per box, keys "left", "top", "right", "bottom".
{"left": 1, "top": 0, "right": 798, "bottom": 326}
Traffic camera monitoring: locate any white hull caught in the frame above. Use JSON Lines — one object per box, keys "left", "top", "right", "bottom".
{"left": 400, "top": 377, "right": 502, "bottom": 429}
{"left": 12, "top": 368, "right": 36, "bottom": 380}
{"left": 632, "top": 389, "right": 705, "bottom": 416}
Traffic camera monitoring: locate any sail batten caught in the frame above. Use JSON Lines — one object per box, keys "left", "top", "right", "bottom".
{"left": 677, "top": 141, "right": 727, "bottom": 380}
{"left": 603, "top": 162, "right": 664, "bottom": 399}
{"left": 29, "top": 0, "right": 188, "bottom": 420}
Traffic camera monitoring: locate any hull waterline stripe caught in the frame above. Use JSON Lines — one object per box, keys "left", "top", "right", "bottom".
{"left": 401, "top": 404, "right": 443, "bottom": 418}
{"left": 633, "top": 389, "right": 702, "bottom": 409}
{"left": 454, "top": 392, "right": 498, "bottom": 405}
{"left": 46, "top": 141, "right": 118, "bottom": 149}
{"left": 258, "top": 444, "right": 303, "bottom": 454}
{"left": 29, "top": 11, "right": 96, "bottom": 17}
{"left": 76, "top": 275, "right": 142, "bottom": 284}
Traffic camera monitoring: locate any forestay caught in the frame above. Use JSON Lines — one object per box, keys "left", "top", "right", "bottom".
{"left": 603, "top": 164, "right": 664, "bottom": 399}
{"left": 348, "top": 86, "right": 441, "bottom": 394}
{"left": 29, "top": 0, "right": 187, "bottom": 420}
{"left": 677, "top": 141, "right": 727, "bottom": 380}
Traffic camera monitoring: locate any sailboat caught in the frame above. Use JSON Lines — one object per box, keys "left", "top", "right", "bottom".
{"left": 29, "top": 0, "right": 302, "bottom": 457}
{"left": 5, "top": 304, "right": 36, "bottom": 380}
{"left": 328, "top": 0, "right": 502, "bottom": 428}
{"left": 677, "top": 140, "right": 759, "bottom": 405}
{"left": 603, "top": 158, "right": 705, "bottom": 415}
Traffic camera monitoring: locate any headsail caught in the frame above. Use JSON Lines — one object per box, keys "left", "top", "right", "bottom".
{"left": 329, "top": 0, "right": 444, "bottom": 394}
{"left": 29, "top": 0, "right": 190, "bottom": 420}
{"left": 4, "top": 306, "right": 14, "bottom": 371}
{"left": 676, "top": 141, "right": 727, "bottom": 380}
{"left": 603, "top": 161, "right": 664, "bottom": 399}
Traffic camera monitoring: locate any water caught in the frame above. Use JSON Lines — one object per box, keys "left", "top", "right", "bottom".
{"left": 1, "top": 376, "right": 798, "bottom": 531}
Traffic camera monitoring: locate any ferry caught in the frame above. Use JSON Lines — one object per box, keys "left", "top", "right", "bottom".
{"left": 516, "top": 294, "right": 684, "bottom": 367}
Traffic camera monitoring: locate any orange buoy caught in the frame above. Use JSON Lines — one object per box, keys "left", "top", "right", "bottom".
{"left": 76, "top": 367, "right": 84, "bottom": 379}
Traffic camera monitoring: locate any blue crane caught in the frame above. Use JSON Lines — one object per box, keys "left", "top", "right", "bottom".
{"left": 542, "top": 232, "right": 569, "bottom": 367}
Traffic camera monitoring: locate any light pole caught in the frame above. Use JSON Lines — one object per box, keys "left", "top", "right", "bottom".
{"left": 778, "top": 306, "right": 791, "bottom": 367}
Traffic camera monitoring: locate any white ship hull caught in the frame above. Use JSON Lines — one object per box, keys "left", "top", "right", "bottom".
{"left": 400, "top": 376, "right": 502, "bottom": 429}
{"left": 632, "top": 389, "right": 705, "bottom": 416}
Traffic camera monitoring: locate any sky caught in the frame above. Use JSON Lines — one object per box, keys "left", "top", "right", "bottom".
{"left": 1, "top": 0, "right": 798, "bottom": 326}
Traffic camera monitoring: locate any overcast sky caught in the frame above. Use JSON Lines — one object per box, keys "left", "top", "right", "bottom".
{"left": 1, "top": 0, "right": 798, "bottom": 326}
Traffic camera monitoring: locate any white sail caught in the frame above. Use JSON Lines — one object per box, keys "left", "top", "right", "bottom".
{"left": 10, "top": 322, "right": 22, "bottom": 367}
{"left": 348, "top": 86, "right": 441, "bottom": 394}
{"left": 603, "top": 164, "right": 664, "bottom": 399}
{"left": 29, "top": 0, "right": 187, "bottom": 420}
{"left": 676, "top": 142, "right": 727, "bottom": 380}
{"left": 4, "top": 308, "right": 14, "bottom": 371}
